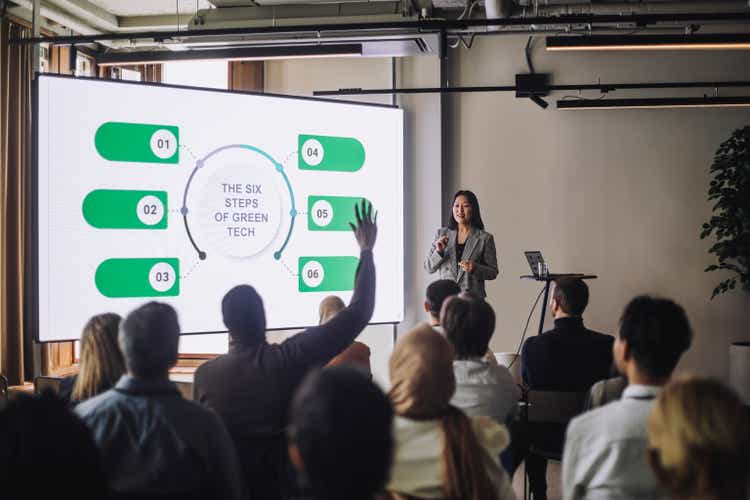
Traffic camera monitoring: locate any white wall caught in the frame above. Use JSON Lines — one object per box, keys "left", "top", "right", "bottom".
{"left": 448, "top": 36, "right": 750, "bottom": 381}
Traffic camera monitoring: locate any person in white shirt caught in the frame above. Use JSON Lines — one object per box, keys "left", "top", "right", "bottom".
{"left": 562, "top": 295, "right": 693, "bottom": 500}
{"left": 425, "top": 279, "right": 499, "bottom": 366}
{"left": 386, "top": 324, "right": 515, "bottom": 500}
{"left": 442, "top": 295, "right": 520, "bottom": 424}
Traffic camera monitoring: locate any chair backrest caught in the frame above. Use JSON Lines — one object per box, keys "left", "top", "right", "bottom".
{"left": 0, "top": 373, "right": 8, "bottom": 402}
{"left": 526, "top": 390, "right": 589, "bottom": 424}
{"left": 34, "top": 376, "right": 63, "bottom": 396}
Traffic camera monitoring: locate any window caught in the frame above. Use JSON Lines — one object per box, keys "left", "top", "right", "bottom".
{"left": 75, "top": 53, "right": 95, "bottom": 77}
{"left": 120, "top": 67, "right": 142, "bottom": 81}
{"left": 162, "top": 60, "right": 228, "bottom": 89}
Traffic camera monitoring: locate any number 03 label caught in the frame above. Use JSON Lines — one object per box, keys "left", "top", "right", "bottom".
{"left": 149, "top": 262, "right": 177, "bottom": 292}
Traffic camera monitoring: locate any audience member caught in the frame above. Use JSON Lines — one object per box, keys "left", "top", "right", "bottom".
{"left": 319, "top": 295, "right": 372, "bottom": 374}
{"left": 193, "top": 200, "right": 377, "bottom": 500}
{"left": 584, "top": 375, "right": 627, "bottom": 410}
{"left": 0, "top": 393, "right": 108, "bottom": 499}
{"left": 647, "top": 376, "right": 750, "bottom": 500}
{"left": 59, "top": 312, "right": 124, "bottom": 406}
{"left": 428, "top": 280, "right": 498, "bottom": 365}
{"left": 443, "top": 295, "right": 520, "bottom": 423}
{"left": 520, "top": 277, "right": 614, "bottom": 499}
{"left": 386, "top": 324, "right": 515, "bottom": 500}
{"left": 288, "top": 367, "right": 393, "bottom": 500}
{"left": 424, "top": 279, "right": 461, "bottom": 331}
{"left": 563, "top": 295, "right": 692, "bottom": 500}
{"left": 76, "top": 302, "right": 244, "bottom": 500}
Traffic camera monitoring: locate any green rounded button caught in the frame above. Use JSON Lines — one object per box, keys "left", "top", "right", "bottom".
{"left": 83, "top": 189, "right": 167, "bottom": 229}
{"left": 307, "top": 196, "right": 369, "bottom": 231}
{"left": 95, "top": 258, "right": 180, "bottom": 298}
{"left": 298, "top": 256, "right": 359, "bottom": 293}
{"left": 95, "top": 122, "right": 179, "bottom": 164}
{"left": 298, "top": 134, "right": 365, "bottom": 172}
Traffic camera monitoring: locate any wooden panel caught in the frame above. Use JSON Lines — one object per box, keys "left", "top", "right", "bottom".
{"left": 229, "top": 61, "right": 264, "bottom": 92}
{"left": 42, "top": 342, "right": 75, "bottom": 376}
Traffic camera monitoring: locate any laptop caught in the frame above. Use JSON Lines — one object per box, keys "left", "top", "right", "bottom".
{"left": 524, "top": 251, "right": 548, "bottom": 278}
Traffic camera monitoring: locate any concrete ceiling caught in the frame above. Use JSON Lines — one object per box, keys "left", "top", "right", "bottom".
{"left": 87, "top": 0, "right": 212, "bottom": 17}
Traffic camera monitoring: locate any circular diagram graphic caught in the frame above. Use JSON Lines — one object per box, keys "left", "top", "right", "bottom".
{"left": 182, "top": 144, "right": 296, "bottom": 261}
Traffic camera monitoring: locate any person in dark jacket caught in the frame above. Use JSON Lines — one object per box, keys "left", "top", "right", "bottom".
{"left": 287, "top": 367, "right": 393, "bottom": 500}
{"left": 520, "top": 277, "right": 614, "bottom": 500}
{"left": 193, "top": 200, "right": 378, "bottom": 500}
{"left": 76, "top": 302, "right": 244, "bottom": 500}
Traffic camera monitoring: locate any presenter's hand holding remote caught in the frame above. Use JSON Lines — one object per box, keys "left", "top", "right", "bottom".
{"left": 460, "top": 260, "right": 475, "bottom": 274}
{"left": 350, "top": 199, "right": 377, "bottom": 251}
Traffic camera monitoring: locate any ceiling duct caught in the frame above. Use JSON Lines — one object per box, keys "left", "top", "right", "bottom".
{"left": 178, "top": 3, "right": 435, "bottom": 57}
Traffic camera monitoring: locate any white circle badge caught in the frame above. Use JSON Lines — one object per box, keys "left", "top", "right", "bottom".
{"left": 149, "top": 262, "right": 176, "bottom": 293}
{"left": 301, "top": 138, "right": 324, "bottom": 167}
{"left": 301, "top": 260, "right": 324, "bottom": 288}
{"left": 150, "top": 129, "right": 178, "bottom": 160}
{"left": 311, "top": 199, "right": 334, "bottom": 227}
{"left": 136, "top": 195, "right": 165, "bottom": 226}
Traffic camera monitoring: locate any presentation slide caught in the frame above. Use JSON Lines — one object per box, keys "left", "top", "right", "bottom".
{"left": 34, "top": 75, "right": 404, "bottom": 343}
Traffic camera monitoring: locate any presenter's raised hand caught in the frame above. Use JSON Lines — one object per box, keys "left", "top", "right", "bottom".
{"left": 435, "top": 235, "right": 449, "bottom": 254}
{"left": 350, "top": 199, "right": 377, "bottom": 251}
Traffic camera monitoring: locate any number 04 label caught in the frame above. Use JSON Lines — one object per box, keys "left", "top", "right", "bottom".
{"left": 301, "top": 138, "right": 324, "bottom": 167}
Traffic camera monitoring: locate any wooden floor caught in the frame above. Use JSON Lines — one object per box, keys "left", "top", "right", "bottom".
{"left": 511, "top": 461, "right": 562, "bottom": 500}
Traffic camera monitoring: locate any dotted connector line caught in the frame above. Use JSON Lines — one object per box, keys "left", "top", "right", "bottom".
{"left": 179, "top": 260, "right": 201, "bottom": 280}
{"left": 179, "top": 144, "right": 199, "bottom": 162}
{"left": 281, "top": 150, "right": 298, "bottom": 167}
{"left": 280, "top": 258, "right": 298, "bottom": 277}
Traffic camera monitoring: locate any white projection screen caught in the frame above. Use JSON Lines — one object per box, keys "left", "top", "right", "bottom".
{"left": 33, "top": 74, "right": 404, "bottom": 342}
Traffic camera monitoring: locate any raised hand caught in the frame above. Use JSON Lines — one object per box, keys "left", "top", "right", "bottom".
{"left": 435, "top": 235, "right": 449, "bottom": 254}
{"left": 349, "top": 199, "right": 377, "bottom": 251}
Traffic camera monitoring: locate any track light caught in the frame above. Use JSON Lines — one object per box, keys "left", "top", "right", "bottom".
{"left": 547, "top": 34, "right": 750, "bottom": 52}
{"left": 530, "top": 95, "right": 549, "bottom": 109}
{"left": 556, "top": 96, "right": 750, "bottom": 110}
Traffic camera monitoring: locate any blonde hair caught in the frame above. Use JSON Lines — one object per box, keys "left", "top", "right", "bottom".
{"left": 72, "top": 313, "right": 125, "bottom": 402}
{"left": 319, "top": 296, "right": 346, "bottom": 325}
{"left": 389, "top": 325, "right": 498, "bottom": 500}
{"left": 647, "top": 376, "right": 750, "bottom": 500}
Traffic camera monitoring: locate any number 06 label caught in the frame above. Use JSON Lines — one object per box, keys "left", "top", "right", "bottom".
{"left": 301, "top": 260, "right": 324, "bottom": 288}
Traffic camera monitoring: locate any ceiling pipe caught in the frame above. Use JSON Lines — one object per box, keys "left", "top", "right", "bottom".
{"left": 13, "top": 11, "right": 750, "bottom": 46}
{"left": 518, "top": 1, "right": 750, "bottom": 17}
{"left": 485, "top": 0, "right": 514, "bottom": 31}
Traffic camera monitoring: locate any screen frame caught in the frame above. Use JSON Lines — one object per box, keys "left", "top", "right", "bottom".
{"left": 29, "top": 72, "right": 404, "bottom": 343}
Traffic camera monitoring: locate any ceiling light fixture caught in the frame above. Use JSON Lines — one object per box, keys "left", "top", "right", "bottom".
{"left": 556, "top": 96, "right": 750, "bottom": 110}
{"left": 96, "top": 44, "right": 363, "bottom": 66}
{"left": 546, "top": 34, "right": 750, "bottom": 51}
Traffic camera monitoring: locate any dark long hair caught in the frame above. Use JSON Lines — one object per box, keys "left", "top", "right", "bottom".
{"left": 447, "top": 190, "right": 485, "bottom": 230}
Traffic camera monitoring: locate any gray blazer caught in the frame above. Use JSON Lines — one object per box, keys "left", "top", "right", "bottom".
{"left": 424, "top": 227, "right": 499, "bottom": 298}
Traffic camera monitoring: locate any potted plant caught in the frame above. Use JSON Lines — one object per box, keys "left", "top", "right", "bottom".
{"left": 700, "top": 125, "right": 750, "bottom": 404}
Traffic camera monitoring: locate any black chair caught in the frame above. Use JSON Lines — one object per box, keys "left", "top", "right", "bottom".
{"left": 0, "top": 373, "right": 8, "bottom": 403}
{"left": 34, "top": 376, "right": 63, "bottom": 396}
{"left": 523, "top": 390, "right": 588, "bottom": 500}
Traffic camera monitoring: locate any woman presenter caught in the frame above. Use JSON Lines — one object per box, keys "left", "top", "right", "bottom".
{"left": 424, "top": 190, "right": 499, "bottom": 298}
